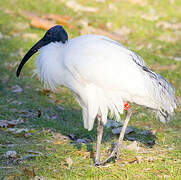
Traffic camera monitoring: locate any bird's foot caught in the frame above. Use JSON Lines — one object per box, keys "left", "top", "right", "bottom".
{"left": 94, "top": 143, "right": 123, "bottom": 166}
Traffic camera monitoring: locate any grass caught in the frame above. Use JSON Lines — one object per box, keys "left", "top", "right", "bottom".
{"left": 0, "top": 0, "right": 181, "bottom": 179}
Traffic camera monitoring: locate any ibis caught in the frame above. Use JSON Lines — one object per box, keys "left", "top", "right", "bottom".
{"left": 16, "top": 25, "right": 177, "bottom": 165}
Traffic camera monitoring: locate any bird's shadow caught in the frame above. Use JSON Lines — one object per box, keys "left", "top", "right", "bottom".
{"left": 61, "top": 108, "right": 157, "bottom": 155}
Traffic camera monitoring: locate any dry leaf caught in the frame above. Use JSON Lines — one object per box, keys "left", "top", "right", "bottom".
{"left": 157, "top": 33, "right": 179, "bottom": 43}
{"left": 21, "top": 11, "right": 74, "bottom": 30}
{"left": 53, "top": 140, "right": 62, "bottom": 145}
{"left": 114, "top": 26, "right": 131, "bottom": 36}
{"left": 141, "top": 14, "right": 159, "bottom": 21}
{"left": 42, "top": 14, "right": 74, "bottom": 29}
{"left": 0, "top": 119, "right": 25, "bottom": 128}
{"left": 31, "top": 17, "right": 56, "bottom": 30}
{"left": 159, "top": 55, "right": 181, "bottom": 62}
{"left": 73, "top": 150, "right": 90, "bottom": 159}
{"left": 124, "top": 0, "right": 147, "bottom": 6}
{"left": 96, "top": 0, "right": 106, "bottom": 2}
{"left": 126, "top": 141, "right": 139, "bottom": 152}
{"left": 15, "top": 22, "right": 29, "bottom": 30}
{"left": 23, "top": 168, "right": 36, "bottom": 178}
{"left": 156, "top": 21, "right": 181, "bottom": 31}
{"left": 136, "top": 155, "right": 142, "bottom": 163}
{"left": 151, "top": 64, "right": 177, "bottom": 71}
{"left": 66, "top": 0, "right": 98, "bottom": 12}
{"left": 80, "top": 26, "right": 126, "bottom": 43}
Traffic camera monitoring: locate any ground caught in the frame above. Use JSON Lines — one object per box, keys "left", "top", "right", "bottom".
{"left": 0, "top": 0, "right": 181, "bottom": 179}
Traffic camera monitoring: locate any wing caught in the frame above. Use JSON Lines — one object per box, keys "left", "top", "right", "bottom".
{"left": 64, "top": 35, "right": 148, "bottom": 95}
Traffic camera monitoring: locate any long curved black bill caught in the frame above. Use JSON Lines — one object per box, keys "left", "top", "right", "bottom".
{"left": 16, "top": 38, "right": 46, "bottom": 77}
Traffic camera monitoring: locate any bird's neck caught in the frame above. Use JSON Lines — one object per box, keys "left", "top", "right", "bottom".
{"left": 34, "top": 42, "right": 65, "bottom": 90}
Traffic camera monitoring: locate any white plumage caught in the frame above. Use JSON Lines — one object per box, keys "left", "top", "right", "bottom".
{"left": 34, "top": 34, "right": 177, "bottom": 131}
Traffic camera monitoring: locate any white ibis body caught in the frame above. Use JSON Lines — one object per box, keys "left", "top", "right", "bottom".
{"left": 16, "top": 25, "right": 177, "bottom": 165}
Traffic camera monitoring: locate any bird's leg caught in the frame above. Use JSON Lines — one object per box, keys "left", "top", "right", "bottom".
{"left": 115, "top": 107, "right": 132, "bottom": 159}
{"left": 98, "top": 106, "right": 132, "bottom": 165}
{"left": 95, "top": 114, "right": 104, "bottom": 165}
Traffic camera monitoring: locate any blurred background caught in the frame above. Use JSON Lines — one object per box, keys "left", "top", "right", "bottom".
{"left": 0, "top": 0, "right": 181, "bottom": 179}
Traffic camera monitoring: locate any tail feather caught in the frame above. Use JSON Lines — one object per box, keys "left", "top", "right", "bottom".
{"left": 146, "top": 70, "right": 177, "bottom": 122}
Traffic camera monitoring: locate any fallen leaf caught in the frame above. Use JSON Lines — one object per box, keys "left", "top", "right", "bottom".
{"left": 73, "top": 150, "right": 90, "bottom": 158}
{"left": 11, "top": 85, "right": 23, "bottom": 93}
{"left": 114, "top": 26, "right": 131, "bottom": 36}
{"left": 136, "top": 155, "right": 142, "bottom": 163}
{"left": 80, "top": 26, "right": 126, "bottom": 43}
{"left": 124, "top": 0, "right": 147, "bottom": 6}
{"left": 66, "top": 0, "right": 98, "bottom": 12}
{"left": 151, "top": 64, "right": 177, "bottom": 71}
{"left": 159, "top": 55, "right": 181, "bottom": 62}
{"left": 42, "top": 14, "right": 74, "bottom": 29}
{"left": 21, "top": 11, "right": 74, "bottom": 30}
{"left": 106, "top": 22, "right": 113, "bottom": 29}
{"left": 31, "top": 17, "right": 56, "bottom": 30}
{"left": 52, "top": 132, "right": 70, "bottom": 141}
{"left": 145, "top": 156, "right": 154, "bottom": 162}
{"left": 141, "top": 14, "right": 159, "bottom": 21}
{"left": 170, "top": 0, "right": 175, "bottom": 4}
{"left": 66, "top": 157, "right": 73, "bottom": 169}
{"left": 126, "top": 141, "right": 139, "bottom": 152}
{"left": 0, "top": 119, "right": 25, "bottom": 128}
{"left": 156, "top": 21, "right": 181, "bottom": 31}
{"left": 96, "top": 0, "right": 106, "bottom": 2}
{"left": 23, "top": 168, "right": 36, "bottom": 178}
{"left": 15, "top": 22, "right": 29, "bottom": 30}
{"left": 157, "top": 33, "right": 179, "bottom": 43}
{"left": 53, "top": 140, "right": 62, "bottom": 145}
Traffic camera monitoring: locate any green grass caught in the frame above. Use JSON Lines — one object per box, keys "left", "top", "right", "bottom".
{"left": 0, "top": 0, "right": 181, "bottom": 179}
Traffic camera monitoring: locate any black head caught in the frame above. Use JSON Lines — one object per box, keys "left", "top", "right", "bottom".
{"left": 43, "top": 25, "right": 68, "bottom": 45}
{"left": 16, "top": 25, "right": 68, "bottom": 77}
